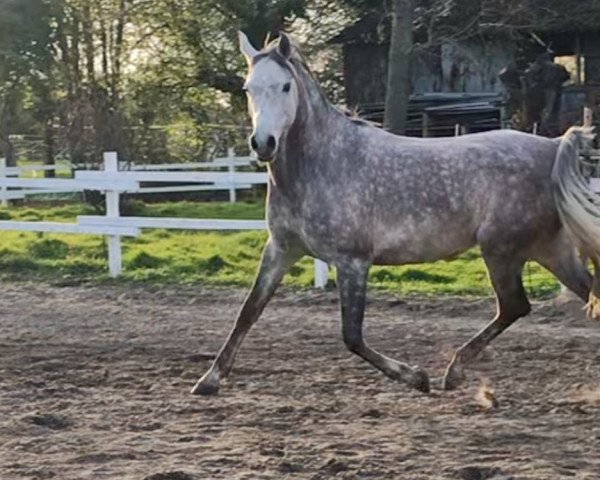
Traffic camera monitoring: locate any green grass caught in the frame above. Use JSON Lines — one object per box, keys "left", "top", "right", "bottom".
{"left": 0, "top": 201, "right": 561, "bottom": 297}
{"left": 15, "top": 160, "right": 74, "bottom": 179}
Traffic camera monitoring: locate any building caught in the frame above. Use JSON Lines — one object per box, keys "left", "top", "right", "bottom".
{"left": 329, "top": 9, "right": 600, "bottom": 136}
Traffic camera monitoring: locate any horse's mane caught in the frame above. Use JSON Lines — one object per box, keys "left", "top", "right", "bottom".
{"left": 259, "top": 38, "right": 330, "bottom": 103}
{"left": 339, "top": 107, "right": 376, "bottom": 127}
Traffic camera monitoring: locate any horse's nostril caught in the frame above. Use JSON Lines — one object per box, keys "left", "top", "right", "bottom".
{"left": 267, "top": 135, "right": 276, "bottom": 150}
{"left": 250, "top": 135, "right": 258, "bottom": 151}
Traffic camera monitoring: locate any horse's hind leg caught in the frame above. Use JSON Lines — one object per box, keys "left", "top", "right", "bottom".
{"left": 443, "top": 253, "right": 530, "bottom": 390}
{"left": 336, "top": 258, "right": 430, "bottom": 393}
{"left": 533, "top": 233, "right": 591, "bottom": 302}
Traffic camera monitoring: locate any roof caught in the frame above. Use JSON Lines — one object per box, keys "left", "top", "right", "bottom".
{"left": 328, "top": 11, "right": 386, "bottom": 45}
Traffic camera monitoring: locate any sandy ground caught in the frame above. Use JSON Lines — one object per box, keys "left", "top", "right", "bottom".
{"left": 1, "top": 282, "right": 600, "bottom": 480}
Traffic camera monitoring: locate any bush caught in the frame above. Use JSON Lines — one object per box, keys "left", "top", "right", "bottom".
{"left": 27, "top": 238, "right": 69, "bottom": 259}
{"left": 120, "top": 198, "right": 147, "bottom": 216}
{"left": 18, "top": 209, "right": 42, "bottom": 221}
{"left": 399, "top": 269, "right": 454, "bottom": 284}
{"left": 197, "top": 254, "right": 229, "bottom": 275}
{"left": 126, "top": 251, "right": 166, "bottom": 269}
{"left": 0, "top": 255, "right": 39, "bottom": 272}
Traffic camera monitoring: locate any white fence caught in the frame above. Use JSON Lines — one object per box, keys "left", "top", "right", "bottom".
{"left": 0, "top": 148, "right": 253, "bottom": 204}
{"left": 8, "top": 146, "right": 598, "bottom": 291}
{"left": 0, "top": 152, "right": 330, "bottom": 288}
{"left": 120, "top": 148, "right": 257, "bottom": 202}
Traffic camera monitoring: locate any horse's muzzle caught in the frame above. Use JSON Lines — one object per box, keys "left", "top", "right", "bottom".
{"left": 250, "top": 134, "right": 277, "bottom": 162}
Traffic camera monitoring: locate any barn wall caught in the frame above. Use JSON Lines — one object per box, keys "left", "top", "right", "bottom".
{"left": 412, "top": 49, "right": 443, "bottom": 93}
{"left": 342, "top": 44, "right": 388, "bottom": 106}
{"left": 343, "top": 38, "right": 514, "bottom": 107}
{"left": 582, "top": 34, "right": 600, "bottom": 84}
{"left": 438, "top": 40, "right": 513, "bottom": 93}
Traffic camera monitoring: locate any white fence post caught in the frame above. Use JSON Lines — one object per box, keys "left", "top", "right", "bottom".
{"left": 227, "top": 147, "right": 236, "bottom": 204}
{"left": 104, "top": 152, "right": 122, "bottom": 277}
{"left": 314, "top": 259, "right": 329, "bottom": 288}
{"left": 0, "top": 158, "right": 7, "bottom": 208}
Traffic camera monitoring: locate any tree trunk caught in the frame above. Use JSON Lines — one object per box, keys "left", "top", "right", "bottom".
{"left": 0, "top": 136, "right": 15, "bottom": 167}
{"left": 44, "top": 119, "right": 55, "bottom": 178}
{"left": 113, "top": 0, "right": 126, "bottom": 103}
{"left": 100, "top": 18, "right": 109, "bottom": 84}
{"left": 384, "top": 0, "right": 414, "bottom": 135}
{"left": 82, "top": 3, "right": 95, "bottom": 85}
{"left": 0, "top": 90, "right": 20, "bottom": 167}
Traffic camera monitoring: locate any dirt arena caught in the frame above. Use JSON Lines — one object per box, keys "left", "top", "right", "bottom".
{"left": 1, "top": 282, "right": 600, "bottom": 479}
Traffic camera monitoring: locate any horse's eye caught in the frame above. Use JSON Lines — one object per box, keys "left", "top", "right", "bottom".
{"left": 282, "top": 82, "right": 291, "bottom": 93}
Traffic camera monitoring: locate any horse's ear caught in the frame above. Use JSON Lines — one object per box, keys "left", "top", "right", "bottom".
{"left": 238, "top": 31, "right": 258, "bottom": 65}
{"left": 263, "top": 32, "right": 272, "bottom": 48}
{"left": 277, "top": 33, "right": 292, "bottom": 60}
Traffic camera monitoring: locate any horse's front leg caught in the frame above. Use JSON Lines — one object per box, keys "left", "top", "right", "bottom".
{"left": 336, "top": 258, "right": 430, "bottom": 393}
{"left": 191, "top": 239, "right": 300, "bottom": 395}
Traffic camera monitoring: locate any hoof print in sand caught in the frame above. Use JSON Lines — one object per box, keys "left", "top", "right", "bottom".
{"left": 455, "top": 466, "right": 512, "bottom": 480}
{"left": 144, "top": 472, "right": 196, "bottom": 480}
{"left": 26, "top": 413, "right": 71, "bottom": 430}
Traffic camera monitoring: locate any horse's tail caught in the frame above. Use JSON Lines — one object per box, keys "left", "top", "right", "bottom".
{"left": 551, "top": 125, "right": 600, "bottom": 318}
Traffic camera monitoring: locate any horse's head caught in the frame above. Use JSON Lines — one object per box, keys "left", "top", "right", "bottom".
{"left": 239, "top": 32, "right": 299, "bottom": 163}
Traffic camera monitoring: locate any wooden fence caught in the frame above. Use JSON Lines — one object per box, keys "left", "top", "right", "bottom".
{"left": 0, "top": 152, "right": 330, "bottom": 288}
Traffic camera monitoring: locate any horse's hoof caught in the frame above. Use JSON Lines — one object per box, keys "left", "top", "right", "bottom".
{"left": 442, "top": 363, "right": 464, "bottom": 391}
{"left": 411, "top": 367, "right": 430, "bottom": 394}
{"left": 191, "top": 380, "right": 220, "bottom": 396}
{"left": 191, "top": 371, "right": 220, "bottom": 396}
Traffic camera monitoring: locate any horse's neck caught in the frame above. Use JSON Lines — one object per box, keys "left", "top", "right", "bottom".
{"left": 270, "top": 64, "right": 349, "bottom": 193}
{"left": 273, "top": 100, "right": 339, "bottom": 189}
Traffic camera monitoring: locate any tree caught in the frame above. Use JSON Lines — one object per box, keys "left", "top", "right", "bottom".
{"left": 157, "top": 0, "right": 309, "bottom": 101}
{"left": 384, "top": 0, "right": 414, "bottom": 135}
{"left": 0, "top": 0, "right": 54, "bottom": 165}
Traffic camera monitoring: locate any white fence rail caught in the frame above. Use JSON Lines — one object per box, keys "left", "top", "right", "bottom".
{"left": 0, "top": 152, "right": 330, "bottom": 288}
{"left": 0, "top": 148, "right": 258, "bottom": 203}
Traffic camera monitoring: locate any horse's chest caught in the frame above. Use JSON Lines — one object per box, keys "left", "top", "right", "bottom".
{"left": 268, "top": 198, "right": 369, "bottom": 259}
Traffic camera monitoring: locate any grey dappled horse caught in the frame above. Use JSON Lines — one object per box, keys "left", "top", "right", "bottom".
{"left": 192, "top": 33, "right": 600, "bottom": 396}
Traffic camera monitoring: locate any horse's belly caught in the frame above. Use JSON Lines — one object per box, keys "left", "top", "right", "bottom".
{"left": 271, "top": 203, "right": 477, "bottom": 265}
{"left": 372, "top": 220, "right": 477, "bottom": 265}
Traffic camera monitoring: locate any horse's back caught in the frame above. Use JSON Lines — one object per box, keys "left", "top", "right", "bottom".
{"left": 359, "top": 127, "right": 558, "bottom": 208}
{"left": 366, "top": 127, "right": 557, "bottom": 171}
{"left": 359, "top": 127, "right": 562, "bottom": 263}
